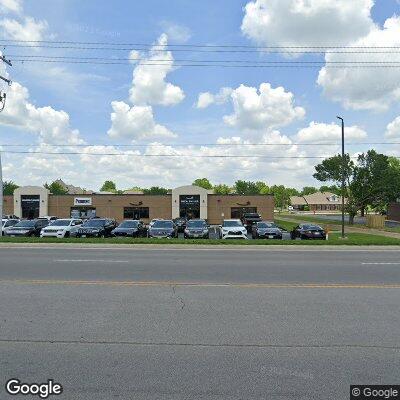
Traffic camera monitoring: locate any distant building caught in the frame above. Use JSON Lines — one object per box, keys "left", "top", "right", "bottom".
{"left": 54, "top": 179, "right": 93, "bottom": 195}
{"left": 388, "top": 200, "right": 400, "bottom": 222}
{"left": 290, "top": 192, "right": 346, "bottom": 212}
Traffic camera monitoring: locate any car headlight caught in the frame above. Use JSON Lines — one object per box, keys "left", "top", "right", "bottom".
{"left": 203, "top": 229, "right": 208, "bottom": 233}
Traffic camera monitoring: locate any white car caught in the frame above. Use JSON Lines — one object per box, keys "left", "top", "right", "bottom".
{"left": 1, "top": 218, "right": 19, "bottom": 236}
{"left": 40, "top": 218, "right": 82, "bottom": 238}
{"left": 220, "top": 219, "right": 248, "bottom": 239}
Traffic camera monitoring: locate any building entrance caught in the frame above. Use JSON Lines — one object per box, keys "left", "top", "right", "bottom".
{"left": 179, "top": 195, "right": 200, "bottom": 219}
{"left": 21, "top": 195, "right": 40, "bottom": 219}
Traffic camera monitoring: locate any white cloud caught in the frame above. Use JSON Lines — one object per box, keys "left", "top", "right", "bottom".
{"left": 296, "top": 122, "right": 367, "bottom": 143}
{"left": 241, "top": 0, "right": 374, "bottom": 49}
{"left": 0, "top": 0, "right": 22, "bottom": 14}
{"left": 129, "top": 33, "right": 185, "bottom": 106}
{"left": 317, "top": 17, "right": 400, "bottom": 111}
{"left": 385, "top": 116, "right": 400, "bottom": 139}
{"left": 196, "top": 87, "right": 233, "bottom": 109}
{"left": 0, "top": 16, "right": 48, "bottom": 41}
{"left": 223, "top": 83, "right": 305, "bottom": 131}
{"left": 107, "top": 101, "right": 176, "bottom": 140}
{"left": 0, "top": 82, "right": 84, "bottom": 144}
{"left": 159, "top": 21, "right": 191, "bottom": 43}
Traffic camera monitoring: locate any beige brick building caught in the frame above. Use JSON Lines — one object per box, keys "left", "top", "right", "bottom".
{"left": 7, "top": 185, "right": 274, "bottom": 225}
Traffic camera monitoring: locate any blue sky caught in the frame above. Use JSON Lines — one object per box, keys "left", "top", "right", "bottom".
{"left": 0, "top": 0, "right": 400, "bottom": 190}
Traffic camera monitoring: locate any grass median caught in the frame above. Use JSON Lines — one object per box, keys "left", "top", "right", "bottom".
{"left": 0, "top": 232, "right": 399, "bottom": 246}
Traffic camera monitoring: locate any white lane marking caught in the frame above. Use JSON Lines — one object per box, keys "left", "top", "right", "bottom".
{"left": 362, "top": 262, "right": 400, "bottom": 265}
{"left": 54, "top": 259, "right": 129, "bottom": 263}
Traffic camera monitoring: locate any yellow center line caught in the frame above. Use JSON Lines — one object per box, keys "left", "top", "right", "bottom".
{"left": 1, "top": 279, "right": 400, "bottom": 289}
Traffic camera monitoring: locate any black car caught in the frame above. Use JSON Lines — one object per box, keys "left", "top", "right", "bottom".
{"left": 252, "top": 221, "right": 282, "bottom": 239}
{"left": 74, "top": 218, "right": 117, "bottom": 238}
{"left": 148, "top": 220, "right": 177, "bottom": 239}
{"left": 173, "top": 217, "right": 187, "bottom": 233}
{"left": 111, "top": 220, "right": 147, "bottom": 237}
{"left": 291, "top": 224, "right": 326, "bottom": 240}
{"left": 241, "top": 212, "right": 262, "bottom": 232}
{"left": 4, "top": 219, "right": 48, "bottom": 237}
{"left": 184, "top": 219, "right": 210, "bottom": 239}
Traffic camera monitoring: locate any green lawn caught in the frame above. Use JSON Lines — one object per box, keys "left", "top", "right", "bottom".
{"left": 1, "top": 233, "right": 399, "bottom": 246}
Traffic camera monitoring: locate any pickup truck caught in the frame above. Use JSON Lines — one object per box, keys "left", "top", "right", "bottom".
{"left": 241, "top": 212, "right": 262, "bottom": 232}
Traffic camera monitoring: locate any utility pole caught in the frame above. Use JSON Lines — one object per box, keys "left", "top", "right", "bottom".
{"left": 0, "top": 54, "right": 12, "bottom": 221}
{"left": 337, "top": 116, "right": 345, "bottom": 239}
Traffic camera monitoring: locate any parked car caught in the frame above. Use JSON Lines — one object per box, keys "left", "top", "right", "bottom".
{"left": 74, "top": 218, "right": 117, "bottom": 238}
{"left": 1, "top": 218, "right": 19, "bottom": 236}
{"left": 149, "top": 219, "right": 162, "bottom": 228}
{"left": 241, "top": 212, "right": 262, "bottom": 232}
{"left": 4, "top": 219, "right": 49, "bottom": 237}
{"left": 148, "top": 219, "right": 177, "bottom": 239}
{"left": 38, "top": 216, "right": 58, "bottom": 222}
{"left": 184, "top": 219, "right": 209, "bottom": 239}
{"left": 291, "top": 224, "right": 326, "bottom": 240}
{"left": 111, "top": 220, "right": 147, "bottom": 237}
{"left": 40, "top": 218, "right": 82, "bottom": 238}
{"left": 173, "top": 217, "right": 187, "bottom": 233}
{"left": 252, "top": 221, "right": 283, "bottom": 239}
{"left": 220, "top": 219, "right": 248, "bottom": 239}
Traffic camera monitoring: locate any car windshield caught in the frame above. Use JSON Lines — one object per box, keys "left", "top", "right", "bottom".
{"left": 83, "top": 219, "right": 105, "bottom": 227}
{"left": 15, "top": 220, "right": 36, "bottom": 228}
{"left": 258, "top": 222, "right": 277, "bottom": 228}
{"left": 153, "top": 221, "right": 173, "bottom": 228}
{"left": 223, "top": 220, "right": 243, "bottom": 227}
{"left": 244, "top": 214, "right": 260, "bottom": 218}
{"left": 49, "top": 220, "right": 71, "bottom": 227}
{"left": 119, "top": 221, "right": 139, "bottom": 228}
{"left": 187, "top": 220, "right": 207, "bottom": 228}
{"left": 302, "top": 225, "right": 322, "bottom": 230}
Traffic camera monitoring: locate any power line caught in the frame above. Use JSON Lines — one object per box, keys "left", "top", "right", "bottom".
{"left": 1, "top": 150, "right": 399, "bottom": 160}
{"left": 11, "top": 59, "right": 400, "bottom": 68}
{"left": 1, "top": 39, "right": 400, "bottom": 50}
{"left": 8, "top": 55, "right": 400, "bottom": 64}
{"left": 1, "top": 142, "right": 400, "bottom": 148}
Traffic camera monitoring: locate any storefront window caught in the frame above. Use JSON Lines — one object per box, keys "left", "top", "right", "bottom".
{"left": 124, "top": 207, "right": 149, "bottom": 219}
{"left": 71, "top": 207, "right": 96, "bottom": 219}
{"left": 231, "top": 207, "right": 257, "bottom": 219}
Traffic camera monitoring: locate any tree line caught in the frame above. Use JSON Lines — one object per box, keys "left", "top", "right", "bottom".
{"left": 3, "top": 150, "right": 399, "bottom": 223}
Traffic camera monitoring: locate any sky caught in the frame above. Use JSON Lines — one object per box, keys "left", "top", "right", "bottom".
{"left": 0, "top": 0, "right": 400, "bottom": 191}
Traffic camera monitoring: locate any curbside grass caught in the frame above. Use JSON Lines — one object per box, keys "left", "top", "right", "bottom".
{"left": 0, "top": 232, "right": 399, "bottom": 246}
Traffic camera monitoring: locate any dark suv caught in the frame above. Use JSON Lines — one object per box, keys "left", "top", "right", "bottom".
{"left": 4, "top": 219, "right": 48, "bottom": 237}
{"left": 241, "top": 213, "right": 262, "bottom": 232}
{"left": 74, "top": 218, "right": 117, "bottom": 238}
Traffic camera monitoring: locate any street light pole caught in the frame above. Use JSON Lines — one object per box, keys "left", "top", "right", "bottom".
{"left": 337, "top": 116, "right": 345, "bottom": 239}
{"left": 0, "top": 151, "right": 3, "bottom": 223}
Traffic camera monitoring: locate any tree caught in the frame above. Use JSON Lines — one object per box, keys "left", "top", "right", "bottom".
{"left": 44, "top": 181, "right": 68, "bottom": 195}
{"left": 142, "top": 186, "right": 169, "bottom": 195}
{"left": 234, "top": 180, "right": 260, "bottom": 195}
{"left": 301, "top": 186, "right": 318, "bottom": 196}
{"left": 213, "top": 184, "right": 231, "bottom": 195}
{"left": 255, "top": 181, "right": 270, "bottom": 195}
{"left": 192, "top": 178, "right": 213, "bottom": 190}
{"left": 319, "top": 185, "right": 341, "bottom": 195}
{"left": 313, "top": 150, "right": 400, "bottom": 224}
{"left": 3, "top": 181, "right": 19, "bottom": 195}
{"left": 100, "top": 180, "right": 117, "bottom": 192}
{"left": 270, "top": 185, "right": 295, "bottom": 209}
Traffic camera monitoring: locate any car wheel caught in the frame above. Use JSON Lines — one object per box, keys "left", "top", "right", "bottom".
{"left": 64, "top": 232, "right": 70, "bottom": 238}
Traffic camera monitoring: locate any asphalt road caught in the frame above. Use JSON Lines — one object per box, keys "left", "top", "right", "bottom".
{"left": 1, "top": 247, "right": 400, "bottom": 399}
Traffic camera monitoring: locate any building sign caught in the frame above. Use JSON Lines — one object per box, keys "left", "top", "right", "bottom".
{"left": 179, "top": 195, "right": 200, "bottom": 207}
{"left": 74, "top": 197, "right": 92, "bottom": 206}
